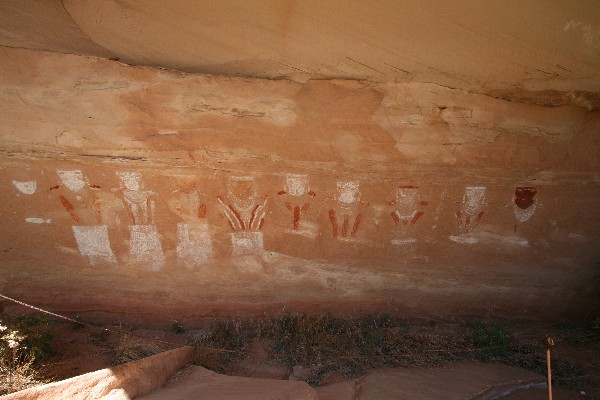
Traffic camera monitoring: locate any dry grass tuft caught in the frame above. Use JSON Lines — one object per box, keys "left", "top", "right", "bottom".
{"left": 0, "top": 354, "right": 49, "bottom": 395}
{"left": 185, "top": 314, "right": 595, "bottom": 389}
{"left": 187, "top": 320, "right": 250, "bottom": 374}
{"left": 110, "top": 335, "right": 165, "bottom": 366}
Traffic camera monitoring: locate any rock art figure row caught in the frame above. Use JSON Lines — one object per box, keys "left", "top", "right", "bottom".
{"left": 11, "top": 169, "right": 539, "bottom": 268}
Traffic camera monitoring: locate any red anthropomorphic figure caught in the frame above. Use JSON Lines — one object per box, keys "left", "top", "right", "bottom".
{"left": 450, "top": 186, "right": 486, "bottom": 244}
{"left": 55, "top": 169, "right": 118, "bottom": 265}
{"left": 388, "top": 185, "right": 426, "bottom": 245}
{"left": 169, "top": 175, "right": 212, "bottom": 268}
{"left": 277, "top": 174, "right": 317, "bottom": 238}
{"left": 513, "top": 187, "right": 537, "bottom": 223}
{"left": 328, "top": 180, "right": 368, "bottom": 240}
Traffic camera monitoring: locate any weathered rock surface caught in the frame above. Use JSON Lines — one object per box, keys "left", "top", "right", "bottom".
{"left": 1, "top": 0, "right": 599, "bottom": 99}
{"left": 315, "top": 362, "right": 545, "bottom": 400}
{"left": 137, "top": 366, "right": 318, "bottom": 400}
{"left": 0, "top": 45, "right": 598, "bottom": 321}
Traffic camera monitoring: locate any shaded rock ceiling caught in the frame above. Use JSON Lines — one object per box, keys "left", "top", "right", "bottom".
{"left": 1, "top": 0, "right": 600, "bottom": 103}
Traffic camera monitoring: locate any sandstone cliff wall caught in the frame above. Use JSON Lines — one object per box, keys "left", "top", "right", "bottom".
{"left": 0, "top": 47, "right": 598, "bottom": 321}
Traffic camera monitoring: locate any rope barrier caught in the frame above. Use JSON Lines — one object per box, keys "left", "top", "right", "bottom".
{"left": 0, "top": 292, "right": 556, "bottom": 355}
{"left": 0, "top": 293, "right": 82, "bottom": 325}
{"left": 0, "top": 293, "right": 181, "bottom": 347}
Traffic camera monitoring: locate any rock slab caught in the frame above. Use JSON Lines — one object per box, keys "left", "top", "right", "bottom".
{"left": 4, "top": 346, "right": 192, "bottom": 400}
{"left": 315, "top": 361, "right": 545, "bottom": 400}
{"left": 138, "top": 366, "right": 318, "bottom": 400}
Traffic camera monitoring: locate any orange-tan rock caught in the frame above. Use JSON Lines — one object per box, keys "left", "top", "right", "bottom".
{"left": 138, "top": 366, "right": 318, "bottom": 400}
{"left": 0, "top": 46, "right": 598, "bottom": 322}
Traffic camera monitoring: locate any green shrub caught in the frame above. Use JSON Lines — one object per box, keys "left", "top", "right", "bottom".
{"left": 10, "top": 314, "right": 53, "bottom": 364}
{"left": 171, "top": 321, "right": 185, "bottom": 334}
{"left": 469, "top": 319, "right": 510, "bottom": 362}
{"left": 0, "top": 318, "right": 50, "bottom": 395}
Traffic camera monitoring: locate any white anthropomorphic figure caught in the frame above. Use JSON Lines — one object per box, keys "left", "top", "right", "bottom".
{"left": 117, "top": 171, "right": 164, "bottom": 270}
{"left": 328, "top": 180, "right": 368, "bottom": 240}
{"left": 277, "top": 174, "right": 317, "bottom": 238}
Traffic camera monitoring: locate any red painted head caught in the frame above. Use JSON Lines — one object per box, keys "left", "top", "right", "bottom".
{"left": 514, "top": 187, "right": 537, "bottom": 209}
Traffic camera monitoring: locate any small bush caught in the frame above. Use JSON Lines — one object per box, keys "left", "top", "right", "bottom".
{"left": 88, "top": 329, "right": 110, "bottom": 346}
{"left": 0, "top": 319, "right": 49, "bottom": 395}
{"left": 171, "top": 321, "right": 185, "bottom": 334}
{"left": 469, "top": 319, "right": 510, "bottom": 362}
{"left": 8, "top": 314, "right": 53, "bottom": 365}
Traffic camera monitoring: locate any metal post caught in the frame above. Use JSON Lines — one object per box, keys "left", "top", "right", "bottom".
{"left": 545, "top": 335, "right": 554, "bottom": 400}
